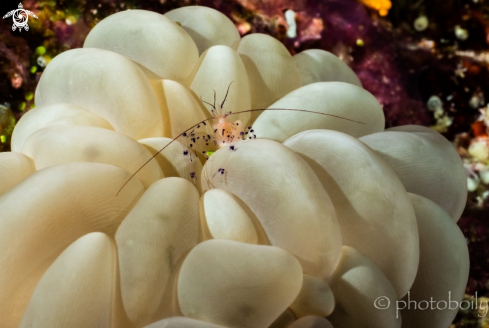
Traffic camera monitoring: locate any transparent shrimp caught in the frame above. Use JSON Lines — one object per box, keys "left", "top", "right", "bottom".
{"left": 116, "top": 83, "right": 365, "bottom": 195}
{"left": 199, "top": 81, "right": 245, "bottom": 148}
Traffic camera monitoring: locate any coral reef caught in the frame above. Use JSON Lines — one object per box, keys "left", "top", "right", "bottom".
{"left": 0, "top": 5, "right": 470, "bottom": 328}
{"left": 1, "top": 0, "right": 488, "bottom": 326}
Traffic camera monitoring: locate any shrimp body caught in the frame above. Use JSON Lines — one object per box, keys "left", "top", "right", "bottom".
{"left": 212, "top": 115, "right": 243, "bottom": 147}
{"left": 199, "top": 82, "right": 245, "bottom": 148}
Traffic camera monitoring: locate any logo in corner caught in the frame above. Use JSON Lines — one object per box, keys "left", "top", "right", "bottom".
{"left": 3, "top": 3, "right": 37, "bottom": 32}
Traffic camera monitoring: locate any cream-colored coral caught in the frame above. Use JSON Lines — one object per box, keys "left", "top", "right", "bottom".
{"left": 0, "top": 6, "right": 468, "bottom": 328}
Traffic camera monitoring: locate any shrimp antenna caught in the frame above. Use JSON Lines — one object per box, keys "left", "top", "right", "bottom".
{"left": 116, "top": 116, "right": 216, "bottom": 196}
{"left": 199, "top": 95, "right": 215, "bottom": 110}
{"left": 224, "top": 108, "right": 366, "bottom": 124}
{"left": 220, "top": 81, "right": 234, "bottom": 109}
{"left": 116, "top": 108, "right": 365, "bottom": 196}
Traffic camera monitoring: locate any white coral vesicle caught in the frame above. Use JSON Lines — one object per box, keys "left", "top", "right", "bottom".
{"left": 0, "top": 6, "right": 469, "bottom": 328}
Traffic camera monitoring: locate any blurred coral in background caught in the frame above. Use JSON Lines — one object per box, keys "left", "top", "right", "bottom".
{"left": 1, "top": 0, "right": 489, "bottom": 326}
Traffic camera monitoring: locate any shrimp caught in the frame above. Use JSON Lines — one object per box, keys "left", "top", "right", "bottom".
{"left": 199, "top": 81, "right": 245, "bottom": 148}
{"left": 115, "top": 82, "right": 365, "bottom": 195}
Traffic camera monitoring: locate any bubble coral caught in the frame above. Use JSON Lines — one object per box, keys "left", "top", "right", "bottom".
{"left": 0, "top": 6, "right": 468, "bottom": 328}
